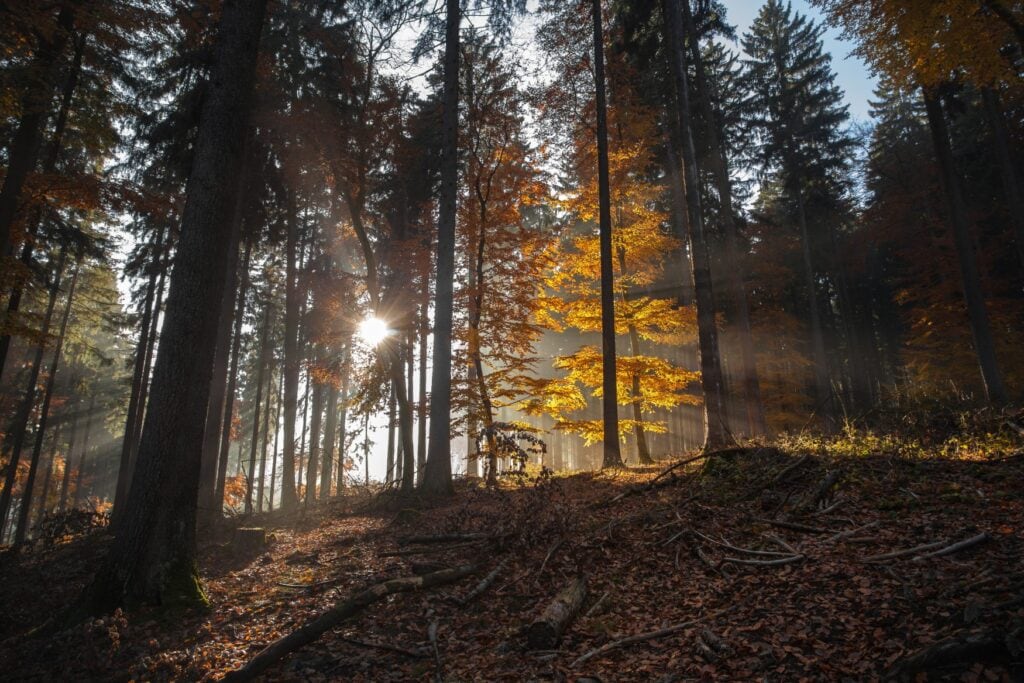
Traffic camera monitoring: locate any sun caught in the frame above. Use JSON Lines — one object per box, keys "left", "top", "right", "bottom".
{"left": 357, "top": 316, "right": 391, "bottom": 346}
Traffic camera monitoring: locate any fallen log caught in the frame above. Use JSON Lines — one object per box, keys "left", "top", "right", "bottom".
{"left": 758, "top": 518, "right": 829, "bottom": 534}
{"left": 527, "top": 576, "right": 588, "bottom": 649}
{"left": 232, "top": 527, "right": 266, "bottom": 554}
{"left": 912, "top": 532, "right": 991, "bottom": 561}
{"left": 222, "top": 564, "right": 478, "bottom": 682}
{"left": 889, "top": 631, "right": 1008, "bottom": 677}
{"left": 722, "top": 554, "right": 804, "bottom": 567}
{"left": 379, "top": 541, "right": 483, "bottom": 557}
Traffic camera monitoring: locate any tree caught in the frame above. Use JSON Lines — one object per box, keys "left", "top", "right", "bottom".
{"left": 76, "top": 0, "right": 266, "bottom": 612}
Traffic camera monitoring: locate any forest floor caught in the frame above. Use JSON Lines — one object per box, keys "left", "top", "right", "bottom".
{"left": 1, "top": 415, "right": 1023, "bottom": 681}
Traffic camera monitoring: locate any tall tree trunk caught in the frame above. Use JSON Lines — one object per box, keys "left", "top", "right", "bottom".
{"left": 280, "top": 191, "right": 301, "bottom": 510}
{"left": 36, "top": 420, "right": 63, "bottom": 527}
{"left": 0, "top": 246, "right": 66, "bottom": 539}
{"left": 386, "top": 385, "right": 396, "bottom": 484}
{"left": 922, "top": 88, "right": 1007, "bottom": 404}
{"left": 682, "top": 5, "right": 766, "bottom": 436}
{"left": 15, "top": 256, "right": 79, "bottom": 546}
{"left": 304, "top": 376, "right": 323, "bottom": 507}
{"left": 0, "top": 30, "right": 85, "bottom": 383}
{"left": 246, "top": 306, "right": 271, "bottom": 515}
{"left": 57, "top": 397, "right": 79, "bottom": 512}
{"left": 404, "top": 331, "right": 415, "bottom": 483}
{"left": 319, "top": 383, "right": 338, "bottom": 500}
{"left": 78, "top": 0, "right": 265, "bottom": 612}
{"left": 663, "top": 0, "right": 730, "bottom": 450}
{"left": 256, "top": 364, "right": 273, "bottom": 512}
{"left": 422, "top": 0, "right": 460, "bottom": 496}
{"left": 198, "top": 199, "right": 244, "bottom": 519}
{"left": 615, "top": 244, "right": 653, "bottom": 465}
{"left": 417, "top": 288, "right": 428, "bottom": 485}
{"left": 0, "top": 6, "right": 74, "bottom": 260}
{"left": 268, "top": 377, "right": 283, "bottom": 509}
{"left": 981, "top": 88, "right": 1024, "bottom": 282}
{"left": 592, "top": 0, "right": 624, "bottom": 469}
{"left": 213, "top": 241, "right": 252, "bottom": 520}
{"left": 338, "top": 370, "right": 349, "bottom": 493}
{"left": 71, "top": 394, "right": 95, "bottom": 508}
{"left": 794, "top": 189, "right": 833, "bottom": 426}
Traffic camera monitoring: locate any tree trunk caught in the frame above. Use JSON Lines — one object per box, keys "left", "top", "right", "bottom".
{"left": 0, "top": 246, "right": 66, "bottom": 540}
{"left": 682, "top": 6, "right": 766, "bottom": 436}
{"left": 280, "top": 191, "right": 301, "bottom": 510}
{"left": 794, "top": 189, "right": 834, "bottom": 426}
{"left": 615, "top": 246, "right": 653, "bottom": 465}
{"left": 198, "top": 198, "right": 244, "bottom": 519}
{"left": 386, "top": 385, "right": 396, "bottom": 484}
{"left": 922, "top": 88, "right": 1007, "bottom": 404}
{"left": 981, "top": 88, "right": 1024, "bottom": 282}
{"left": 57, "top": 397, "right": 78, "bottom": 512}
{"left": 71, "top": 394, "right": 95, "bottom": 508}
{"left": 592, "top": 0, "right": 624, "bottom": 469}
{"left": 0, "top": 6, "right": 74, "bottom": 260}
{"left": 663, "top": 0, "right": 729, "bottom": 449}
{"left": 36, "top": 419, "right": 63, "bottom": 527}
{"left": 421, "top": 0, "right": 460, "bottom": 496}
{"left": 268, "top": 376, "right": 283, "bottom": 509}
{"left": 246, "top": 306, "right": 271, "bottom": 515}
{"left": 15, "top": 257, "right": 79, "bottom": 546}
{"left": 319, "top": 383, "right": 338, "bottom": 500}
{"left": 256, "top": 363, "right": 273, "bottom": 512}
{"left": 213, "top": 241, "right": 252, "bottom": 520}
{"left": 338, "top": 369, "right": 349, "bottom": 493}
{"left": 304, "top": 375, "right": 324, "bottom": 507}
{"left": 404, "top": 331, "right": 415, "bottom": 484}
{"left": 417, "top": 288, "right": 428, "bottom": 485}
{"left": 77, "top": 0, "right": 265, "bottom": 612}
{"left": 0, "top": 30, "right": 85, "bottom": 383}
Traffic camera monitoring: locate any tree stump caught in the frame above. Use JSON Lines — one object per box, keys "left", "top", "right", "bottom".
{"left": 233, "top": 527, "right": 266, "bottom": 554}
{"left": 527, "top": 576, "right": 587, "bottom": 649}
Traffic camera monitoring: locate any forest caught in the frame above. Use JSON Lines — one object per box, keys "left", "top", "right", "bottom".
{"left": 0, "top": 0, "right": 1022, "bottom": 679}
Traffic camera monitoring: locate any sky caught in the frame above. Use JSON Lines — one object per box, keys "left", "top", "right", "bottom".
{"left": 721, "top": 0, "right": 878, "bottom": 122}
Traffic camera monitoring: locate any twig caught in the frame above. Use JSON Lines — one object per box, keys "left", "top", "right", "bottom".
{"left": 458, "top": 559, "right": 507, "bottom": 606}
{"left": 428, "top": 621, "right": 442, "bottom": 683}
{"left": 692, "top": 530, "right": 791, "bottom": 557}
{"left": 911, "top": 532, "right": 991, "bottom": 561}
{"left": 758, "top": 518, "right": 829, "bottom": 534}
{"left": 339, "top": 637, "right": 428, "bottom": 659}
{"left": 571, "top": 605, "right": 737, "bottom": 667}
{"left": 398, "top": 533, "right": 489, "bottom": 546}
{"left": 824, "top": 521, "right": 879, "bottom": 544}
{"left": 602, "top": 452, "right": 714, "bottom": 506}
{"left": 585, "top": 591, "right": 611, "bottom": 618}
{"left": 771, "top": 454, "right": 810, "bottom": 484}
{"left": 379, "top": 541, "right": 482, "bottom": 557}
{"left": 813, "top": 498, "right": 844, "bottom": 515}
{"left": 760, "top": 534, "right": 798, "bottom": 555}
{"left": 538, "top": 537, "right": 564, "bottom": 574}
{"left": 862, "top": 540, "right": 947, "bottom": 563}
{"left": 276, "top": 577, "right": 344, "bottom": 590}
{"left": 722, "top": 554, "right": 804, "bottom": 567}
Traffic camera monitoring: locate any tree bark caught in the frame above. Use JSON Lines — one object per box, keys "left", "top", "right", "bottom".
{"left": 319, "top": 383, "right": 338, "bottom": 500}
{"left": 213, "top": 241, "right": 252, "bottom": 520}
{"left": 71, "top": 394, "right": 95, "bottom": 508}
{"left": 682, "top": 5, "right": 766, "bottom": 435}
{"left": 592, "top": 0, "right": 624, "bottom": 469}
{"left": 246, "top": 305, "right": 271, "bottom": 515}
{"left": 386, "top": 384, "right": 397, "bottom": 484}
{"left": 0, "top": 246, "right": 66, "bottom": 540}
{"left": 77, "top": 0, "right": 265, "bottom": 611}
{"left": 15, "top": 256, "right": 79, "bottom": 546}
{"left": 0, "top": 5, "right": 75, "bottom": 260}
{"left": 256, "top": 361, "right": 273, "bottom": 512}
{"left": 0, "top": 29, "right": 85, "bottom": 383}
{"left": 417, "top": 287, "right": 428, "bottom": 485}
{"left": 268, "top": 376, "right": 283, "bottom": 509}
{"left": 981, "top": 88, "right": 1024, "bottom": 282}
{"left": 304, "top": 374, "right": 323, "bottom": 507}
{"left": 922, "top": 88, "right": 1006, "bottom": 404}
{"left": 663, "top": 0, "right": 730, "bottom": 449}
{"left": 422, "top": 0, "right": 461, "bottom": 495}
{"left": 527, "top": 576, "right": 587, "bottom": 649}
{"left": 57, "top": 396, "right": 78, "bottom": 512}
{"left": 280, "top": 191, "right": 301, "bottom": 510}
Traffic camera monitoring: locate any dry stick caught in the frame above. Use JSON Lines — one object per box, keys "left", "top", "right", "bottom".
{"left": 585, "top": 591, "right": 611, "bottom": 618}
{"left": 398, "top": 532, "right": 490, "bottom": 545}
{"left": 339, "top": 637, "right": 428, "bottom": 659}
{"left": 571, "top": 605, "right": 737, "bottom": 667}
{"left": 276, "top": 577, "right": 345, "bottom": 590}
{"left": 379, "top": 541, "right": 482, "bottom": 557}
{"left": 427, "top": 620, "right": 442, "bottom": 683}
{"left": 814, "top": 498, "right": 844, "bottom": 515}
{"left": 912, "top": 532, "right": 991, "bottom": 561}
{"left": 1005, "top": 420, "right": 1024, "bottom": 438}
{"left": 222, "top": 564, "right": 478, "bottom": 682}
{"left": 761, "top": 534, "right": 799, "bottom": 555}
{"left": 458, "top": 559, "right": 507, "bottom": 606}
{"left": 723, "top": 554, "right": 804, "bottom": 567}
{"left": 863, "top": 540, "right": 947, "bottom": 563}
{"left": 771, "top": 454, "right": 810, "bottom": 484}
{"left": 604, "top": 452, "right": 713, "bottom": 505}
{"left": 692, "top": 530, "right": 791, "bottom": 558}
{"left": 825, "top": 521, "right": 879, "bottom": 544}
{"left": 758, "top": 518, "right": 829, "bottom": 534}
{"left": 538, "top": 537, "right": 564, "bottom": 574}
